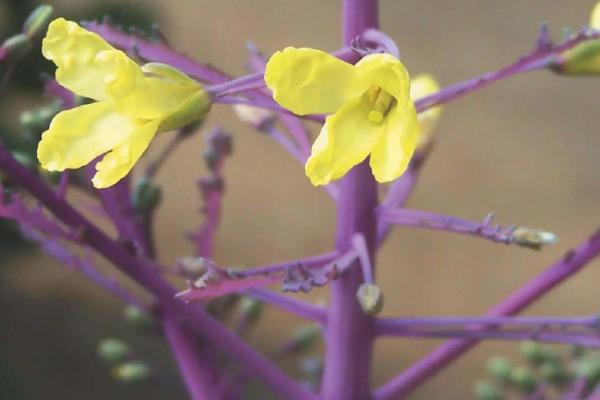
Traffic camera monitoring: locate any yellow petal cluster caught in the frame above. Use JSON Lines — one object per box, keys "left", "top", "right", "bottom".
{"left": 265, "top": 47, "right": 421, "bottom": 185}
{"left": 410, "top": 74, "right": 442, "bottom": 150}
{"left": 38, "top": 18, "right": 211, "bottom": 188}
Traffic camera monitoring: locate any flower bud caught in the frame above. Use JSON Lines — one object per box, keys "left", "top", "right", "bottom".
{"left": 410, "top": 74, "right": 442, "bottom": 151}
{"left": 233, "top": 104, "right": 275, "bottom": 130}
{"left": 98, "top": 338, "right": 130, "bottom": 363}
{"left": 11, "top": 151, "right": 36, "bottom": 169}
{"left": 282, "top": 325, "right": 321, "bottom": 354}
{"left": 552, "top": 40, "right": 600, "bottom": 76}
{"left": 509, "top": 366, "right": 537, "bottom": 393}
{"left": 0, "top": 34, "right": 32, "bottom": 62}
{"left": 23, "top": 5, "right": 54, "bottom": 39}
{"left": 573, "top": 356, "right": 600, "bottom": 386}
{"left": 511, "top": 227, "right": 557, "bottom": 250}
{"left": 124, "top": 305, "right": 156, "bottom": 330}
{"left": 487, "top": 356, "right": 511, "bottom": 383}
{"left": 539, "top": 362, "right": 569, "bottom": 386}
{"left": 132, "top": 177, "right": 162, "bottom": 214}
{"left": 356, "top": 283, "right": 383, "bottom": 316}
{"left": 158, "top": 89, "right": 212, "bottom": 132}
{"left": 112, "top": 361, "right": 151, "bottom": 382}
{"left": 20, "top": 101, "right": 62, "bottom": 133}
{"left": 474, "top": 380, "right": 502, "bottom": 400}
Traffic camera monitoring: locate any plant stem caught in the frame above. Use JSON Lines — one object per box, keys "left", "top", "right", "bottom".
{"left": 0, "top": 144, "right": 315, "bottom": 400}
{"left": 246, "top": 288, "right": 327, "bottom": 323}
{"left": 320, "top": 1, "right": 379, "bottom": 399}
{"left": 373, "top": 229, "right": 600, "bottom": 400}
{"left": 163, "top": 315, "right": 219, "bottom": 400}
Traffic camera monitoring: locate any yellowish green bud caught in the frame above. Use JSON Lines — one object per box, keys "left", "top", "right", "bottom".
{"left": 554, "top": 40, "right": 600, "bottom": 76}
{"left": 512, "top": 227, "right": 557, "bottom": 250}
{"left": 487, "top": 356, "right": 511, "bottom": 383}
{"left": 239, "top": 298, "right": 263, "bottom": 323}
{"left": 0, "top": 34, "right": 32, "bottom": 62}
{"left": 98, "top": 338, "right": 130, "bottom": 363}
{"left": 474, "top": 380, "right": 502, "bottom": 400}
{"left": 23, "top": 5, "right": 54, "bottom": 38}
{"left": 112, "top": 361, "right": 151, "bottom": 382}
{"left": 11, "top": 151, "right": 36, "bottom": 169}
{"left": 132, "top": 177, "right": 162, "bottom": 214}
{"left": 509, "top": 366, "right": 537, "bottom": 393}
{"left": 356, "top": 283, "right": 384, "bottom": 316}
{"left": 539, "top": 362, "right": 569, "bottom": 386}
{"left": 124, "top": 306, "right": 156, "bottom": 330}
{"left": 286, "top": 325, "right": 320, "bottom": 353}
{"left": 158, "top": 89, "right": 212, "bottom": 132}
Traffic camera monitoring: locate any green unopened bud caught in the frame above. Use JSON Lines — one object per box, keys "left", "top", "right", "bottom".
{"left": 521, "top": 342, "right": 559, "bottom": 366}
{"left": 553, "top": 40, "right": 600, "bottom": 76}
{"left": 124, "top": 305, "right": 155, "bottom": 330}
{"left": 20, "top": 101, "right": 61, "bottom": 132}
{"left": 11, "top": 151, "right": 36, "bottom": 169}
{"left": 0, "top": 34, "right": 32, "bottom": 62}
{"left": 509, "top": 366, "right": 537, "bottom": 393}
{"left": 570, "top": 345, "right": 586, "bottom": 359}
{"left": 284, "top": 325, "right": 320, "bottom": 354}
{"left": 540, "top": 362, "right": 569, "bottom": 386}
{"left": 356, "top": 283, "right": 384, "bottom": 316}
{"left": 512, "top": 227, "right": 557, "bottom": 250}
{"left": 574, "top": 356, "right": 600, "bottom": 386}
{"left": 112, "top": 361, "right": 151, "bottom": 382}
{"left": 23, "top": 5, "right": 54, "bottom": 38}
{"left": 300, "top": 357, "right": 323, "bottom": 378}
{"left": 239, "top": 298, "right": 263, "bottom": 324}
{"left": 98, "top": 338, "right": 130, "bottom": 363}
{"left": 474, "top": 380, "right": 502, "bottom": 400}
{"left": 487, "top": 356, "right": 511, "bottom": 383}
{"left": 132, "top": 178, "right": 162, "bottom": 214}
{"left": 159, "top": 90, "right": 212, "bottom": 131}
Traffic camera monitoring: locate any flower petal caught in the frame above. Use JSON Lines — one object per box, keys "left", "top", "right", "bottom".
{"left": 355, "top": 53, "right": 410, "bottom": 104}
{"left": 592, "top": 1, "right": 600, "bottom": 30}
{"left": 42, "top": 18, "right": 143, "bottom": 101}
{"left": 37, "top": 102, "right": 136, "bottom": 171}
{"left": 369, "top": 100, "right": 420, "bottom": 182}
{"left": 91, "top": 119, "right": 161, "bottom": 188}
{"left": 305, "top": 95, "right": 386, "bottom": 185}
{"left": 410, "top": 74, "right": 442, "bottom": 147}
{"left": 265, "top": 47, "right": 365, "bottom": 115}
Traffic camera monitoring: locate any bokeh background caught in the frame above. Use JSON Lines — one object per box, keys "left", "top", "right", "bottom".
{"left": 1, "top": 0, "right": 600, "bottom": 399}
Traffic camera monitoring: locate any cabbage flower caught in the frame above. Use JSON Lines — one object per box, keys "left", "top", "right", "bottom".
{"left": 38, "top": 18, "right": 210, "bottom": 188}
{"left": 265, "top": 47, "right": 420, "bottom": 185}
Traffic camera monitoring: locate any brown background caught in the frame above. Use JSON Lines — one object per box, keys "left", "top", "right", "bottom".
{"left": 2, "top": 1, "right": 600, "bottom": 399}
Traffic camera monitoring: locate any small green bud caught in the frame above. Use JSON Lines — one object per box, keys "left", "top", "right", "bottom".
{"left": 574, "top": 356, "right": 600, "bottom": 386}
{"left": 124, "top": 305, "right": 156, "bottom": 330}
{"left": 553, "top": 40, "right": 600, "bottom": 76}
{"left": 98, "top": 338, "right": 130, "bottom": 363}
{"left": 539, "top": 362, "right": 569, "bottom": 386}
{"left": 474, "top": 380, "right": 502, "bottom": 400}
{"left": 356, "top": 283, "right": 384, "bottom": 316}
{"left": 239, "top": 298, "right": 263, "bottom": 323}
{"left": 112, "top": 361, "right": 151, "bottom": 382}
{"left": 300, "top": 357, "right": 323, "bottom": 378}
{"left": 11, "top": 151, "right": 36, "bottom": 169}
{"left": 284, "top": 325, "right": 321, "bottom": 354}
{"left": 509, "top": 366, "right": 537, "bottom": 394}
{"left": 521, "top": 341, "right": 559, "bottom": 366}
{"left": 0, "top": 34, "right": 32, "bottom": 62}
{"left": 20, "top": 102, "right": 61, "bottom": 132}
{"left": 570, "top": 345, "right": 586, "bottom": 359}
{"left": 511, "top": 227, "right": 558, "bottom": 250}
{"left": 487, "top": 356, "right": 511, "bottom": 383}
{"left": 23, "top": 5, "right": 54, "bottom": 38}
{"left": 132, "top": 178, "right": 162, "bottom": 214}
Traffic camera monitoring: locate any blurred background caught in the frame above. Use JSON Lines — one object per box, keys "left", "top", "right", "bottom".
{"left": 1, "top": 0, "right": 600, "bottom": 398}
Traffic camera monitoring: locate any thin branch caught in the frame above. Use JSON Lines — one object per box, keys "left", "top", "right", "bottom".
{"left": 374, "top": 229, "right": 600, "bottom": 400}
{"left": 245, "top": 288, "right": 327, "bottom": 324}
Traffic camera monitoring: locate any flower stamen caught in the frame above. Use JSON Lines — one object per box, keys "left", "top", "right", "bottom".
{"left": 366, "top": 86, "right": 395, "bottom": 123}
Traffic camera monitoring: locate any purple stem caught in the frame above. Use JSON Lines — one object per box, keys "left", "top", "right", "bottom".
{"left": 377, "top": 315, "right": 600, "bottom": 331}
{"left": 373, "top": 229, "right": 600, "bottom": 400}
{"left": 162, "top": 315, "right": 219, "bottom": 400}
{"left": 375, "top": 327, "right": 600, "bottom": 349}
{"left": 0, "top": 144, "right": 314, "bottom": 400}
{"left": 215, "top": 95, "right": 326, "bottom": 123}
{"left": 377, "top": 208, "right": 515, "bottom": 245}
{"left": 234, "top": 251, "right": 338, "bottom": 278}
{"left": 414, "top": 29, "right": 600, "bottom": 113}
{"left": 245, "top": 288, "right": 327, "bottom": 324}
{"left": 320, "top": 1, "right": 378, "bottom": 399}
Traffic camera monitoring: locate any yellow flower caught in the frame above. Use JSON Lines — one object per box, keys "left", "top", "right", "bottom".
{"left": 265, "top": 47, "right": 420, "bottom": 185}
{"left": 410, "top": 74, "right": 442, "bottom": 150}
{"left": 38, "top": 18, "right": 211, "bottom": 188}
{"left": 592, "top": 1, "right": 600, "bottom": 29}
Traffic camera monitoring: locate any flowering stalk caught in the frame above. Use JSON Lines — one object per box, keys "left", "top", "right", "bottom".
{"left": 320, "top": 1, "right": 379, "bottom": 399}
{"left": 374, "top": 229, "right": 600, "bottom": 400}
